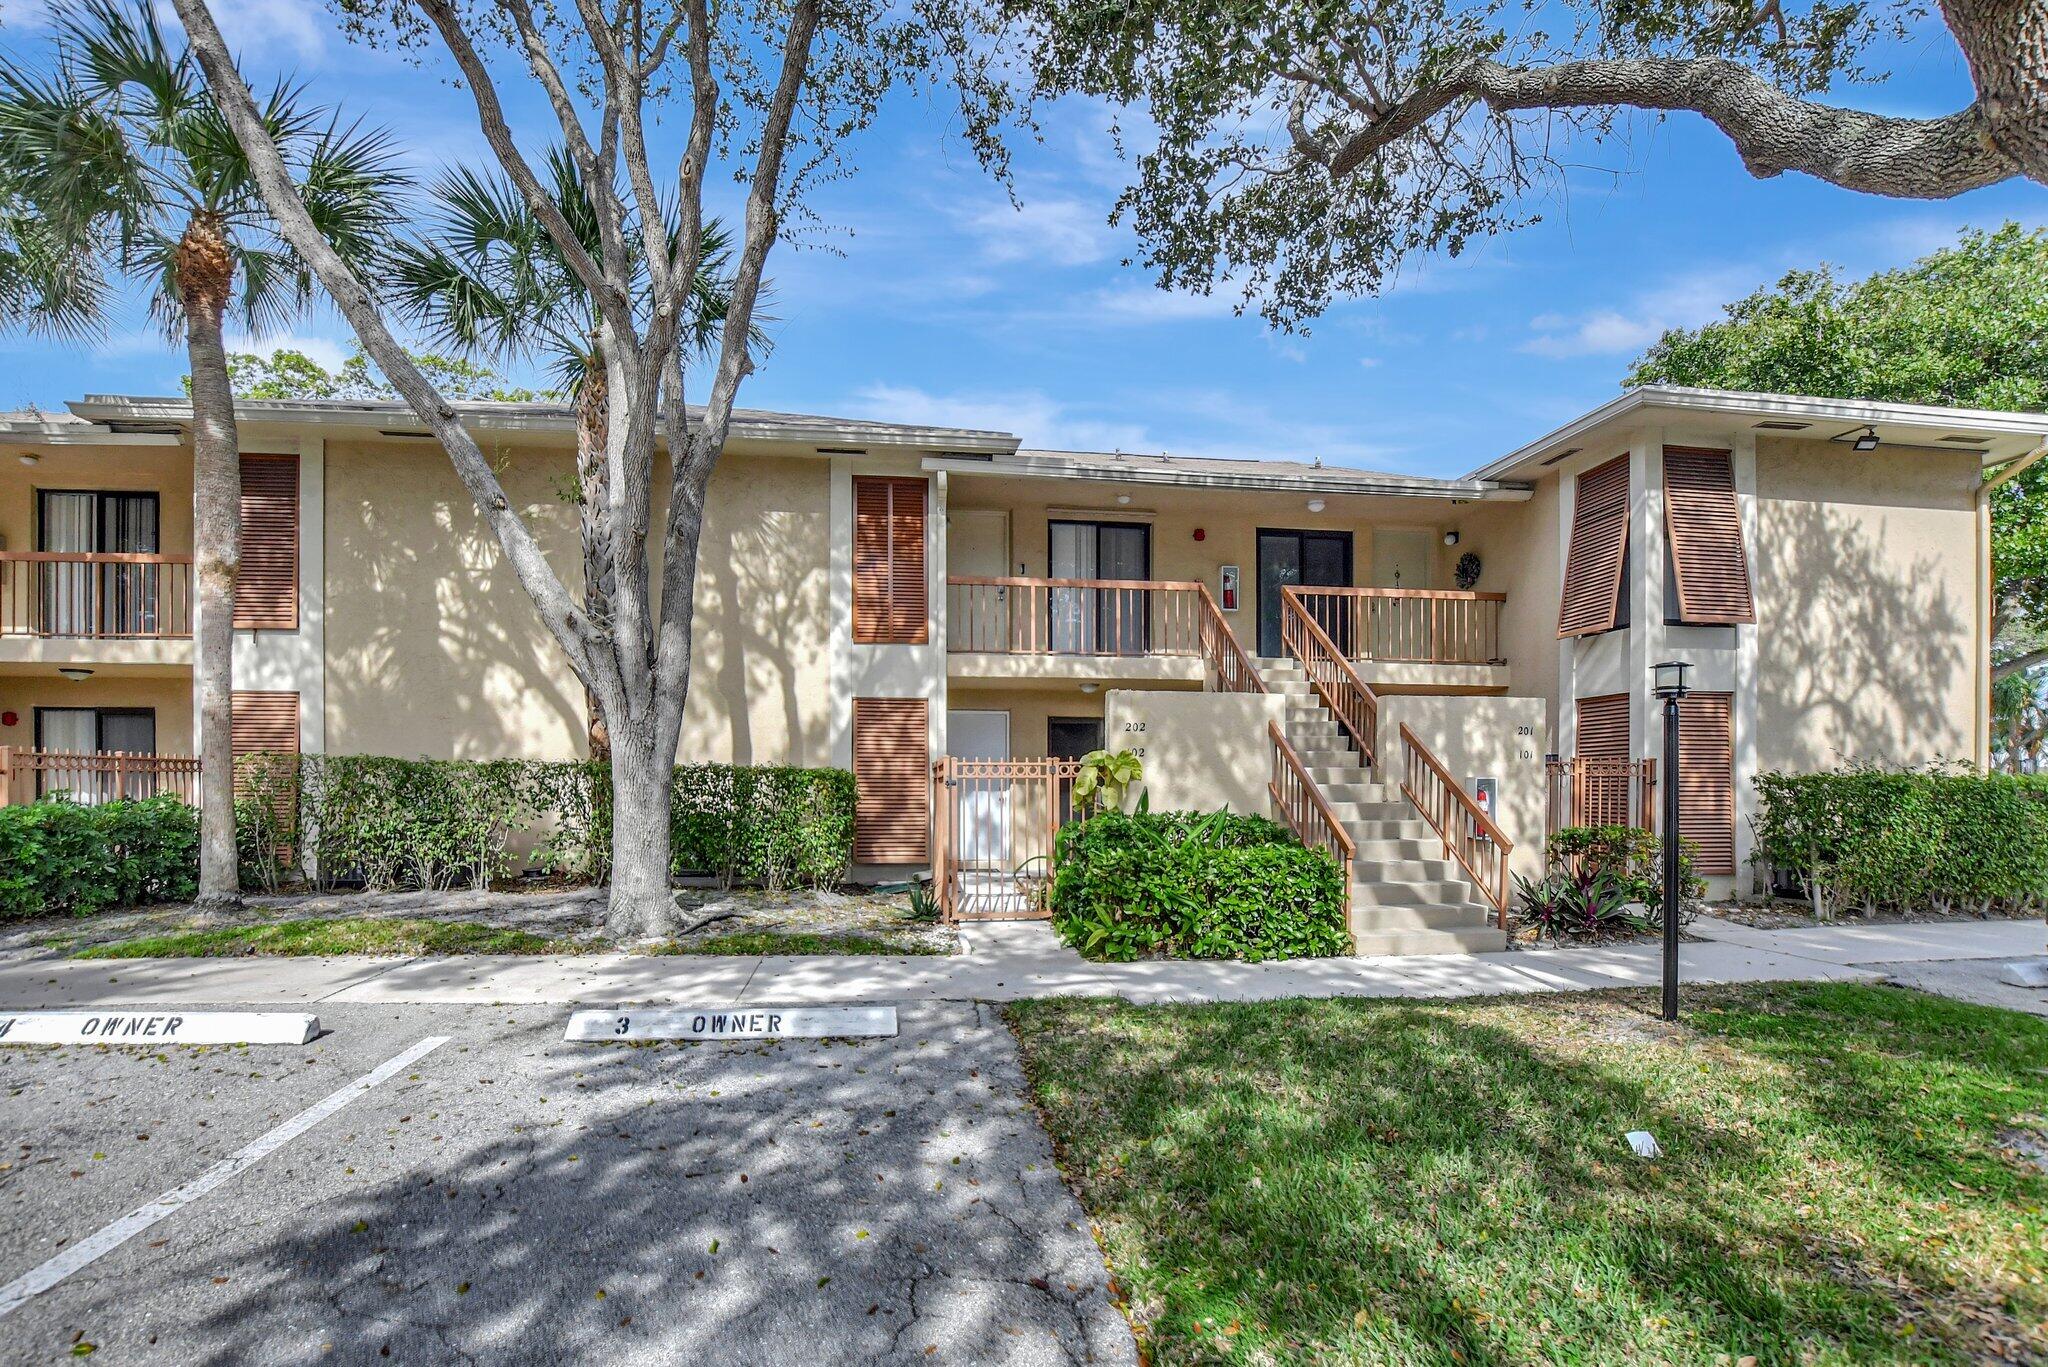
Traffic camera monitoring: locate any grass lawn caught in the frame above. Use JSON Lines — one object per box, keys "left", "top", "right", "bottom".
{"left": 1008, "top": 984, "right": 2048, "bottom": 1364}
{"left": 71, "top": 917, "right": 567, "bottom": 958}
{"left": 646, "top": 930, "right": 944, "bottom": 956}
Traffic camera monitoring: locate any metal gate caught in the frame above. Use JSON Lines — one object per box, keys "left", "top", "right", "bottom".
{"left": 931, "top": 757, "right": 1079, "bottom": 921}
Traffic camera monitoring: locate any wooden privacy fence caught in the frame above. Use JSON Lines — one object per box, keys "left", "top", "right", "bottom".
{"left": 931, "top": 756, "right": 1080, "bottom": 922}
{"left": 1268, "top": 722, "right": 1355, "bottom": 921}
{"left": 1398, "top": 724, "right": 1513, "bottom": 925}
{"left": 0, "top": 747, "right": 202, "bottom": 806}
{"left": 1287, "top": 586, "right": 1506, "bottom": 665}
{"left": 0, "top": 553, "right": 194, "bottom": 638}
{"left": 1545, "top": 757, "right": 1658, "bottom": 837}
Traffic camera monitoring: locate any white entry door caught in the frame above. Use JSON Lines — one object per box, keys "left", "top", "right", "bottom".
{"left": 946, "top": 710, "right": 1011, "bottom": 872}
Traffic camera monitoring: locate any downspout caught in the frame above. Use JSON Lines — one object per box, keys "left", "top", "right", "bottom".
{"left": 1977, "top": 442, "right": 2048, "bottom": 771}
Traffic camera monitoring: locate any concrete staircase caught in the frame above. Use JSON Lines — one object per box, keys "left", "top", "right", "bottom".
{"left": 1259, "top": 657, "right": 1508, "bottom": 955}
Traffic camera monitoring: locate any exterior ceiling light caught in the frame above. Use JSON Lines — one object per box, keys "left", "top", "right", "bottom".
{"left": 1116, "top": 494, "right": 1132, "bottom": 505}
{"left": 1852, "top": 427, "right": 1879, "bottom": 451}
{"left": 1306, "top": 498, "right": 1326, "bottom": 514}
{"left": 18, "top": 453, "right": 39, "bottom": 466}
{"left": 58, "top": 667, "right": 94, "bottom": 681}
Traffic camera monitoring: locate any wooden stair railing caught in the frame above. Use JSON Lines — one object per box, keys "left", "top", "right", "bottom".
{"left": 1397, "top": 723, "right": 1513, "bottom": 927}
{"left": 1269, "top": 721, "right": 1355, "bottom": 925}
{"left": 1196, "top": 583, "right": 1266, "bottom": 694}
{"left": 1280, "top": 584, "right": 1379, "bottom": 765}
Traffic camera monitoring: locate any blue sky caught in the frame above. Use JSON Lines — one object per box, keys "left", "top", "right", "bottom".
{"left": 3, "top": 0, "right": 2043, "bottom": 480}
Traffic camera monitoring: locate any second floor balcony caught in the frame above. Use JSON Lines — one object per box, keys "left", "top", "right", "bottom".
{"left": 0, "top": 552, "right": 195, "bottom": 663}
{"left": 945, "top": 575, "right": 1507, "bottom": 690}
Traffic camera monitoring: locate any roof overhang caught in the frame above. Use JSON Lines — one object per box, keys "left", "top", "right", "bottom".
{"left": 1465, "top": 385, "right": 2048, "bottom": 482}
{"left": 925, "top": 449, "right": 1530, "bottom": 501}
{"left": 62, "top": 395, "right": 1020, "bottom": 454}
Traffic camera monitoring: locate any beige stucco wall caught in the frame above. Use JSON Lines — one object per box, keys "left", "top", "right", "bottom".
{"left": 1752, "top": 438, "right": 1979, "bottom": 772}
{"left": 322, "top": 439, "right": 832, "bottom": 766}
{"left": 1105, "top": 688, "right": 1288, "bottom": 814}
{"left": 0, "top": 670, "right": 195, "bottom": 755}
{"left": 1453, "top": 478, "right": 1559, "bottom": 713}
{"left": 1378, "top": 694, "right": 1548, "bottom": 876}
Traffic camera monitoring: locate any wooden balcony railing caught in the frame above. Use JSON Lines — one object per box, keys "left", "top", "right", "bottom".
{"left": 1545, "top": 757, "right": 1658, "bottom": 837}
{"left": 1398, "top": 724, "right": 1513, "bottom": 925}
{"left": 0, "top": 552, "right": 194, "bottom": 639}
{"left": 1269, "top": 721, "right": 1355, "bottom": 925}
{"left": 946, "top": 576, "right": 1265, "bottom": 693}
{"left": 1280, "top": 584, "right": 1379, "bottom": 765}
{"left": 1288, "top": 586, "right": 1505, "bottom": 665}
{"left": 0, "top": 746, "right": 201, "bottom": 806}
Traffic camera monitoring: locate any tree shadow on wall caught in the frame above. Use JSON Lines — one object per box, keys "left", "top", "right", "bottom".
{"left": 1754, "top": 497, "right": 1970, "bottom": 771}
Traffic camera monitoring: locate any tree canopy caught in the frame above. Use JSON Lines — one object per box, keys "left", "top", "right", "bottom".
{"left": 1006, "top": 0, "right": 2045, "bottom": 326}
{"left": 203, "top": 346, "right": 536, "bottom": 402}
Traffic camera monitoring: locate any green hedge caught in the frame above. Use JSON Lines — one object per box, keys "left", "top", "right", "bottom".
{"left": 1752, "top": 767, "right": 2048, "bottom": 917}
{"left": 235, "top": 753, "right": 856, "bottom": 894}
{"left": 1049, "top": 810, "right": 1349, "bottom": 961}
{"left": 0, "top": 795, "right": 198, "bottom": 921}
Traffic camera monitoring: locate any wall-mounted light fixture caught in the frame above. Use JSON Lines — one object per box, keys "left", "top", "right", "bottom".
{"left": 1306, "top": 498, "right": 1326, "bottom": 514}
{"left": 1442, "top": 530, "right": 1460, "bottom": 547}
{"left": 1852, "top": 426, "right": 1879, "bottom": 451}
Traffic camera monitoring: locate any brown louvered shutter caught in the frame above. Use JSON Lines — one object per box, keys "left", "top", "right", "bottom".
{"left": 852, "top": 697, "right": 928, "bottom": 863}
{"left": 1574, "top": 693, "right": 1634, "bottom": 828}
{"left": 1663, "top": 447, "right": 1754, "bottom": 624}
{"left": 230, "top": 690, "right": 299, "bottom": 801}
{"left": 1558, "top": 454, "right": 1630, "bottom": 638}
{"left": 852, "top": 477, "right": 928, "bottom": 644}
{"left": 235, "top": 454, "right": 299, "bottom": 630}
{"left": 1677, "top": 692, "right": 1735, "bottom": 874}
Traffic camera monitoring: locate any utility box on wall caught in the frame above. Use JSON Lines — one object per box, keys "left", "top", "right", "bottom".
{"left": 1103, "top": 689, "right": 1287, "bottom": 815}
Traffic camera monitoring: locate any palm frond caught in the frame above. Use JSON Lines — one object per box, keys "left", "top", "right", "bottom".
{"left": 0, "top": 198, "right": 114, "bottom": 342}
{"left": 55, "top": 0, "right": 191, "bottom": 125}
{"left": 293, "top": 115, "right": 408, "bottom": 273}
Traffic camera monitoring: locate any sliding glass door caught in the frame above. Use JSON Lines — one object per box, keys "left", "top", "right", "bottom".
{"left": 37, "top": 491, "right": 160, "bottom": 636}
{"left": 1049, "top": 520, "right": 1150, "bottom": 654}
{"left": 1257, "top": 529, "right": 1352, "bottom": 658}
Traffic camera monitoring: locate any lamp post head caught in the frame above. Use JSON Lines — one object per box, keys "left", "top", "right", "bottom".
{"left": 1651, "top": 659, "right": 1691, "bottom": 700}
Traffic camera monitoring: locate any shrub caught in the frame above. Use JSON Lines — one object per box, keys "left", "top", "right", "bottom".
{"left": 1753, "top": 765, "right": 2048, "bottom": 919}
{"left": 236, "top": 752, "right": 856, "bottom": 894}
{"left": 1545, "top": 824, "right": 1704, "bottom": 920}
{"left": 1513, "top": 867, "right": 1644, "bottom": 939}
{"left": 1049, "top": 810, "right": 1349, "bottom": 961}
{"left": 0, "top": 795, "right": 198, "bottom": 920}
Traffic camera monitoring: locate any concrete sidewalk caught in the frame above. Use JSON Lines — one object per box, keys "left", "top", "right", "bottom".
{"left": 2, "top": 915, "right": 2040, "bottom": 1009}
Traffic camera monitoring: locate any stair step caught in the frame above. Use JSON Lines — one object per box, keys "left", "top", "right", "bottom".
{"left": 1350, "top": 878, "right": 1490, "bottom": 908}
{"left": 1350, "top": 837, "right": 1451, "bottom": 861}
{"left": 1296, "top": 748, "right": 1364, "bottom": 768}
{"left": 1322, "top": 797, "right": 1409, "bottom": 819}
{"left": 1342, "top": 818, "right": 1438, "bottom": 840}
{"left": 1350, "top": 926, "right": 1509, "bottom": 957}
{"left": 1351, "top": 855, "right": 1459, "bottom": 881}
{"left": 1348, "top": 902, "right": 1495, "bottom": 932}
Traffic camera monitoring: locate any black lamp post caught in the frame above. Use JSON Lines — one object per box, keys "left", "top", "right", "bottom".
{"left": 1651, "top": 660, "right": 1691, "bottom": 1021}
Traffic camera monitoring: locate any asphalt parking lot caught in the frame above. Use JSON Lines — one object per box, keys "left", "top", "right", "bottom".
{"left": 0, "top": 1002, "right": 1134, "bottom": 1366}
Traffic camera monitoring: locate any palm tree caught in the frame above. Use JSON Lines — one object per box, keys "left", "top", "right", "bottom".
{"left": 389, "top": 150, "right": 761, "bottom": 760}
{"left": 0, "top": 0, "right": 404, "bottom": 909}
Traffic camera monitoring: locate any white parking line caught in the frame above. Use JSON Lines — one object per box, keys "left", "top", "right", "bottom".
{"left": 0, "top": 1034, "right": 450, "bottom": 1320}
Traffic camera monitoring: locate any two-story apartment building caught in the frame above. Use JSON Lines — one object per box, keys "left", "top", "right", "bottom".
{"left": 0, "top": 385, "right": 2038, "bottom": 953}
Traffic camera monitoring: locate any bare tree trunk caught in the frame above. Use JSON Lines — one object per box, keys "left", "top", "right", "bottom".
{"left": 605, "top": 721, "right": 673, "bottom": 938}
{"left": 577, "top": 356, "right": 613, "bottom": 763}
{"left": 178, "top": 213, "right": 242, "bottom": 912}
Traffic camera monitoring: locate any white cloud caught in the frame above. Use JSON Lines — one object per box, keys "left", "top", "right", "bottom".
{"left": 850, "top": 383, "right": 1153, "bottom": 453}
{"left": 960, "top": 197, "right": 1111, "bottom": 267}
{"left": 1083, "top": 281, "right": 1242, "bottom": 324}
{"left": 1520, "top": 267, "right": 1760, "bottom": 359}
{"left": 223, "top": 329, "right": 353, "bottom": 372}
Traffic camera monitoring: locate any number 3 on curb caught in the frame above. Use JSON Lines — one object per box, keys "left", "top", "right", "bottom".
{"left": 616, "top": 1015, "right": 630, "bottom": 1035}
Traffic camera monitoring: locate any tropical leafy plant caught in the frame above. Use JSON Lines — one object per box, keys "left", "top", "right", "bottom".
{"left": 1072, "top": 749, "right": 1144, "bottom": 817}
{"left": 1512, "top": 866, "right": 1643, "bottom": 941}
{"left": 0, "top": 0, "right": 403, "bottom": 908}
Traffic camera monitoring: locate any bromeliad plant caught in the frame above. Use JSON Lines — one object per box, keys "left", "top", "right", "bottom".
{"left": 1512, "top": 865, "right": 1642, "bottom": 941}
